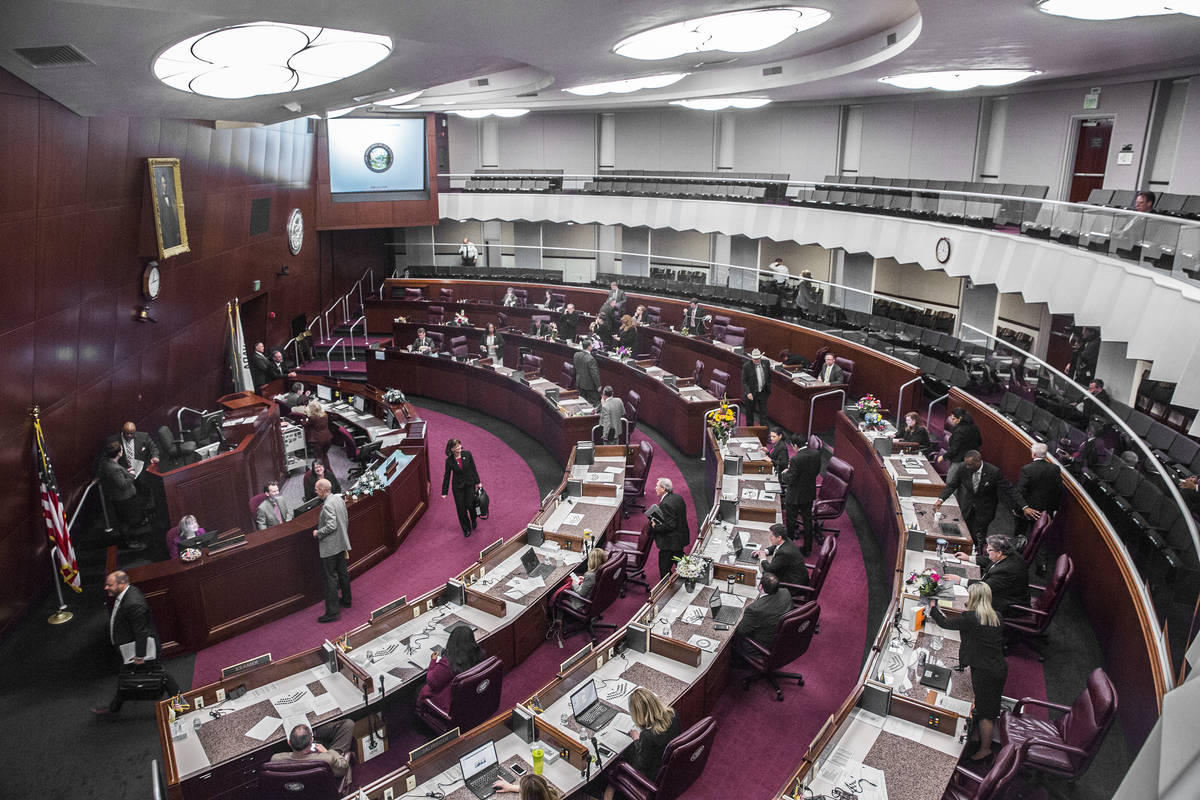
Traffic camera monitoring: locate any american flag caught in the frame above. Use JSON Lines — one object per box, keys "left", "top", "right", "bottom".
{"left": 33, "top": 412, "right": 81, "bottom": 592}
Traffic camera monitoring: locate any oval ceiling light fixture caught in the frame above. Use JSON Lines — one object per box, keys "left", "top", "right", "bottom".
{"left": 326, "top": 104, "right": 366, "bottom": 118}
{"left": 614, "top": 7, "right": 831, "bottom": 61}
{"left": 154, "top": 21, "right": 391, "bottom": 99}
{"left": 879, "top": 69, "right": 1042, "bottom": 92}
{"left": 565, "top": 73, "right": 689, "bottom": 96}
{"left": 670, "top": 97, "right": 771, "bottom": 111}
{"left": 1035, "top": 0, "right": 1198, "bottom": 20}
{"left": 449, "top": 109, "right": 531, "bottom": 118}
{"left": 373, "top": 90, "right": 424, "bottom": 107}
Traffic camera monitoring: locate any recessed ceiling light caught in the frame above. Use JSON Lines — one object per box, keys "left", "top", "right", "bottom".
{"left": 374, "top": 90, "right": 424, "bottom": 107}
{"left": 565, "top": 73, "right": 689, "bottom": 96}
{"left": 449, "top": 109, "right": 530, "bottom": 118}
{"left": 326, "top": 104, "right": 365, "bottom": 118}
{"left": 878, "top": 70, "right": 1042, "bottom": 91}
{"left": 614, "top": 7, "right": 831, "bottom": 61}
{"left": 670, "top": 97, "right": 771, "bottom": 111}
{"left": 1036, "top": 0, "right": 1199, "bottom": 20}
{"left": 154, "top": 22, "right": 391, "bottom": 99}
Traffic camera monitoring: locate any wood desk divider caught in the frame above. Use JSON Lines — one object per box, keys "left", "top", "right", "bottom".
{"left": 465, "top": 586, "right": 507, "bottom": 618}
{"left": 649, "top": 634, "right": 702, "bottom": 668}
{"left": 335, "top": 646, "right": 374, "bottom": 695}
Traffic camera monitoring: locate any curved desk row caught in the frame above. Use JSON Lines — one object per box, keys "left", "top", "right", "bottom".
{"left": 374, "top": 279, "right": 1167, "bottom": 762}
{"left": 110, "top": 382, "right": 429, "bottom": 658}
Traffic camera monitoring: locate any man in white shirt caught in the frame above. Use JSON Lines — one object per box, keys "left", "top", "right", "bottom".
{"left": 92, "top": 570, "right": 179, "bottom": 715}
{"left": 459, "top": 237, "right": 478, "bottom": 266}
{"left": 767, "top": 258, "right": 790, "bottom": 284}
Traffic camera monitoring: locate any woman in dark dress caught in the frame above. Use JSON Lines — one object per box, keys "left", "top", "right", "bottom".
{"left": 558, "top": 303, "right": 580, "bottom": 341}
{"left": 927, "top": 581, "right": 1007, "bottom": 761}
{"left": 602, "top": 687, "right": 681, "bottom": 798}
{"left": 767, "top": 426, "right": 790, "bottom": 478}
{"left": 441, "top": 438, "right": 482, "bottom": 536}
{"left": 615, "top": 314, "right": 638, "bottom": 352}
{"left": 896, "top": 411, "right": 932, "bottom": 453}
{"left": 303, "top": 460, "right": 342, "bottom": 501}
{"left": 417, "top": 626, "right": 485, "bottom": 711}
{"left": 938, "top": 407, "right": 982, "bottom": 467}
{"left": 303, "top": 400, "right": 333, "bottom": 470}
{"left": 480, "top": 322, "right": 505, "bottom": 363}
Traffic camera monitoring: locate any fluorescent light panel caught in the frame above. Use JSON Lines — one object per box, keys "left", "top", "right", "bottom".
{"left": 878, "top": 69, "right": 1041, "bottom": 91}
{"left": 614, "top": 7, "right": 831, "bottom": 61}
{"left": 1036, "top": 0, "right": 1200, "bottom": 20}
{"left": 449, "top": 109, "right": 530, "bottom": 118}
{"left": 565, "top": 73, "right": 689, "bottom": 96}
{"left": 670, "top": 97, "right": 771, "bottom": 111}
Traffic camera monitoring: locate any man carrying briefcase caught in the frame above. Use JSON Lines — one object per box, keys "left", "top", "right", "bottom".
{"left": 92, "top": 570, "right": 179, "bottom": 716}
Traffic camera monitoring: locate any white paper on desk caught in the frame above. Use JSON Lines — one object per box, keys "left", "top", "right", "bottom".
{"left": 935, "top": 693, "right": 973, "bottom": 717}
{"left": 764, "top": 481, "right": 781, "bottom": 492}
{"left": 270, "top": 687, "right": 315, "bottom": 719}
{"left": 605, "top": 466, "right": 623, "bottom": 473}
{"left": 719, "top": 594, "right": 747, "bottom": 609}
{"left": 312, "top": 692, "right": 340, "bottom": 717}
{"left": 952, "top": 584, "right": 969, "bottom": 597}
{"left": 607, "top": 713, "right": 634, "bottom": 736}
{"left": 858, "top": 765, "right": 887, "bottom": 800}
{"left": 119, "top": 638, "right": 157, "bottom": 664}
{"left": 504, "top": 588, "right": 526, "bottom": 600}
{"left": 687, "top": 634, "right": 720, "bottom": 653}
{"left": 244, "top": 716, "right": 283, "bottom": 741}
{"left": 741, "top": 488, "right": 758, "bottom": 500}
{"left": 564, "top": 512, "right": 585, "bottom": 526}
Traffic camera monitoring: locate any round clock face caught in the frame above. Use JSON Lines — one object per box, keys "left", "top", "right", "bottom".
{"left": 143, "top": 264, "right": 161, "bottom": 300}
{"left": 287, "top": 208, "right": 304, "bottom": 255}
{"left": 935, "top": 237, "right": 951, "bottom": 264}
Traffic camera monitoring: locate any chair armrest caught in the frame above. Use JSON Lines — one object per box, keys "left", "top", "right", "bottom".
{"left": 420, "top": 698, "right": 452, "bottom": 726}
{"left": 611, "top": 761, "right": 658, "bottom": 795}
{"left": 951, "top": 763, "right": 987, "bottom": 787}
{"left": 1019, "top": 737, "right": 1091, "bottom": 760}
{"left": 741, "top": 637, "right": 770, "bottom": 658}
{"left": 612, "top": 529, "right": 643, "bottom": 544}
{"left": 1011, "top": 696, "right": 1072, "bottom": 715}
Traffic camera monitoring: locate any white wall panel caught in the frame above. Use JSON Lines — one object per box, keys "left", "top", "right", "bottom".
{"left": 1171, "top": 79, "right": 1200, "bottom": 194}
{"left": 909, "top": 98, "right": 980, "bottom": 180}
{"left": 497, "top": 114, "right": 596, "bottom": 174}
{"left": 447, "top": 115, "right": 480, "bottom": 174}
{"left": 859, "top": 102, "right": 916, "bottom": 178}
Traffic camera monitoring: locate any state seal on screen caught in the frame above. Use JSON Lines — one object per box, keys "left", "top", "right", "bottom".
{"left": 363, "top": 142, "right": 394, "bottom": 173}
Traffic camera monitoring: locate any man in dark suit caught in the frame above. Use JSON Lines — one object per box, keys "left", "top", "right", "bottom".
{"left": 649, "top": 477, "right": 689, "bottom": 581}
{"left": 734, "top": 573, "right": 792, "bottom": 651}
{"left": 250, "top": 341, "right": 271, "bottom": 389}
{"left": 573, "top": 347, "right": 602, "bottom": 406}
{"left": 782, "top": 436, "right": 822, "bottom": 554}
{"left": 92, "top": 570, "right": 179, "bottom": 715}
{"left": 933, "top": 450, "right": 1021, "bottom": 549}
{"left": 558, "top": 303, "right": 580, "bottom": 341}
{"left": 97, "top": 442, "right": 146, "bottom": 551}
{"left": 753, "top": 524, "right": 809, "bottom": 587}
{"left": 766, "top": 427, "right": 789, "bottom": 478}
{"left": 1016, "top": 442, "right": 1063, "bottom": 533}
{"left": 105, "top": 421, "right": 160, "bottom": 470}
{"left": 952, "top": 534, "right": 1030, "bottom": 615}
{"left": 816, "top": 352, "right": 845, "bottom": 384}
{"left": 267, "top": 349, "right": 297, "bottom": 383}
{"left": 740, "top": 349, "right": 772, "bottom": 427}
{"left": 154, "top": 168, "right": 181, "bottom": 250}
{"left": 272, "top": 721, "right": 355, "bottom": 789}
{"left": 606, "top": 281, "right": 627, "bottom": 311}
{"left": 314, "top": 479, "right": 352, "bottom": 623}
{"left": 681, "top": 299, "right": 706, "bottom": 335}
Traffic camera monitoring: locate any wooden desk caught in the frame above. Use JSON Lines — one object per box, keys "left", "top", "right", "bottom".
{"left": 883, "top": 453, "right": 945, "bottom": 497}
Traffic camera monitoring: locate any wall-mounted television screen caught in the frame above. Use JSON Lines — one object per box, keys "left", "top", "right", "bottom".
{"left": 327, "top": 117, "right": 427, "bottom": 202}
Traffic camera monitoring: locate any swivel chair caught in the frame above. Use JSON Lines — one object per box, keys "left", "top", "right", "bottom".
{"left": 606, "top": 717, "right": 718, "bottom": 800}
{"left": 738, "top": 601, "right": 820, "bottom": 701}
{"left": 414, "top": 656, "right": 504, "bottom": 735}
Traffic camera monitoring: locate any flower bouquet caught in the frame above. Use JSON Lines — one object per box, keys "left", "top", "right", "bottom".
{"left": 350, "top": 468, "right": 385, "bottom": 499}
{"left": 709, "top": 402, "right": 737, "bottom": 444}
{"left": 906, "top": 568, "right": 946, "bottom": 598}
{"left": 588, "top": 335, "right": 606, "bottom": 353}
{"left": 673, "top": 554, "right": 705, "bottom": 592}
{"left": 616, "top": 345, "right": 632, "bottom": 360}
{"left": 393, "top": 316, "right": 408, "bottom": 324}
{"left": 453, "top": 310, "right": 470, "bottom": 326}
{"left": 382, "top": 388, "right": 406, "bottom": 404}
{"left": 855, "top": 394, "right": 886, "bottom": 430}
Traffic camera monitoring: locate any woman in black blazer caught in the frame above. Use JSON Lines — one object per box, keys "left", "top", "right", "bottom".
{"left": 767, "top": 427, "right": 790, "bottom": 478}
{"left": 615, "top": 315, "right": 638, "bottom": 351}
{"left": 927, "top": 581, "right": 1007, "bottom": 761}
{"left": 440, "top": 438, "right": 482, "bottom": 536}
{"left": 480, "top": 322, "right": 505, "bottom": 363}
{"left": 611, "top": 687, "right": 681, "bottom": 793}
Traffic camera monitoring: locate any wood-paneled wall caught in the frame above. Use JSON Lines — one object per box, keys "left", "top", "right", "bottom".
{"left": 0, "top": 68, "right": 331, "bottom": 636}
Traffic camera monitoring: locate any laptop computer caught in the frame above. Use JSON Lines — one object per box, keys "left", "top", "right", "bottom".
{"left": 919, "top": 663, "right": 953, "bottom": 692}
{"left": 709, "top": 591, "right": 742, "bottom": 625}
{"left": 458, "top": 740, "right": 516, "bottom": 800}
{"left": 569, "top": 679, "right": 620, "bottom": 731}
{"left": 731, "top": 532, "right": 760, "bottom": 566}
{"left": 938, "top": 521, "right": 962, "bottom": 538}
{"left": 521, "top": 548, "right": 553, "bottom": 579}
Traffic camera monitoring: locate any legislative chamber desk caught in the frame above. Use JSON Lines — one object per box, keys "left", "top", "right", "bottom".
{"left": 155, "top": 445, "right": 630, "bottom": 800}
{"left": 369, "top": 278, "right": 925, "bottom": 437}
{"left": 112, "top": 385, "right": 430, "bottom": 657}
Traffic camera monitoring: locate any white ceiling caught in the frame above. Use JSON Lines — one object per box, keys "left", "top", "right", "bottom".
{"left": 0, "top": 0, "right": 1198, "bottom": 123}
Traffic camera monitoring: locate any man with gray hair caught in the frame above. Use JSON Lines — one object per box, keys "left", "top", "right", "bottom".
{"left": 1016, "top": 442, "right": 1062, "bottom": 537}
{"left": 314, "top": 478, "right": 352, "bottom": 623}
{"left": 270, "top": 719, "right": 355, "bottom": 786}
{"left": 649, "top": 477, "right": 689, "bottom": 582}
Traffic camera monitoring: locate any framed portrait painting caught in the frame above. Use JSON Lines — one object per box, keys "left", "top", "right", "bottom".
{"left": 148, "top": 157, "right": 190, "bottom": 259}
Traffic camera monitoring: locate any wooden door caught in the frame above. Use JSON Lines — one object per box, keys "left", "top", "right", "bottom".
{"left": 1068, "top": 119, "right": 1113, "bottom": 202}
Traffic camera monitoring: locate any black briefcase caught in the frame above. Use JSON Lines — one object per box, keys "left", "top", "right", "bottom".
{"left": 118, "top": 662, "right": 169, "bottom": 701}
{"left": 475, "top": 486, "right": 491, "bottom": 519}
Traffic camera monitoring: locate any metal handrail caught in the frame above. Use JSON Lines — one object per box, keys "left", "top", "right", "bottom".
{"left": 322, "top": 299, "right": 343, "bottom": 342}
{"left": 325, "top": 338, "right": 346, "bottom": 376}
{"left": 927, "top": 392, "right": 950, "bottom": 425}
{"left": 346, "top": 316, "right": 367, "bottom": 350}
{"left": 807, "top": 389, "right": 846, "bottom": 439}
{"left": 71, "top": 477, "right": 111, "bottom": 534}
{"left": 283, "top": 335, "right": 301, "bottom": 369}
{"left": 895, "top": 376, "right": 923, "bottom": 427}
{"left": 307, "top": 315, "right": 324, "bottom": 344}
{"left": 176, "top": 406, "right": 208, "bottom": 438}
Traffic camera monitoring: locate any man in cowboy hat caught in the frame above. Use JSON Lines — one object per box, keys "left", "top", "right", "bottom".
{"left": 740, "top": 348, "right": 772, "bottom": 427}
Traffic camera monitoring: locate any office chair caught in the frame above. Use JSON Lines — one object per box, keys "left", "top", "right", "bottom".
{"left": 609, "top": 520, "right": 653, "bottom": 592}
{"left": 348, "top": 441, "right": 382, "bottom": 481}
{"left": 438, "top": 287, "right": 454, "bottom": 302}
{"left": 621, "top": 440, "right": 654, "bottom": 518}
{"left": 941, "top": 744, "right": 1023, "bottom": 800}
{"left": 738, "top": 601, "right": 820, "bottom": 701}
{"left": 520, "top": 353, "right": 543, "bottom": 377}
{"left": 812, "top": 458, "right": 853, "bottom": 536}
{"left": 248, "top": 492, "right": 269, "bottom": 519}
{"left": 1003, "top": 554, "right": 1074, "bottom": 661}
{"left": 553, "top": 551, "right": 626, "bottom": 642}
{"left": 785, "top": 535, "right": 837, "bottom": 608}
{"left": 426, "top": 305, "right": 445, "bottom": 325}
{"left": 606, "top": 716, "right": 717, "bottom": 800}
{"left": 259, "top": 758, "right": 346, "bottom": 799}
{"left": 723, "top": 325, "right": 747, "bottom": 347}
{"left": 156, "top": 425, "right": 196, "bottom": 467}
{"left": 414, "top": 656, "right": 504, "bottom": 735}
{"left": 403, "top": 287, "right": 423, "bottom": 301}
{"left": 624, "top": 389, "right": 641, "bottom": 442}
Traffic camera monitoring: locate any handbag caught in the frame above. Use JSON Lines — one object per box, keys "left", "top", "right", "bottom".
{"left": 474, "top": 486, "right": 490, "bottom": 519}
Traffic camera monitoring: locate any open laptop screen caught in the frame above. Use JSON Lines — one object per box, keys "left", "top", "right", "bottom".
{"left": 520, "top": 548, "right": 539, "bottom": 573}
{"left": 316, "top": 384, "right": 333, "bottom": 402}
{"left": 458, "top": 740, "right": 499, "bottom": 782}
{"left": 570, "top": 679, "right": 599, "bottom": 718}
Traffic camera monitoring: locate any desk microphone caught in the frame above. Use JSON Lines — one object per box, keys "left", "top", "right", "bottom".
{"left": 588, "top": 734, "right": 604, "bottom": 768}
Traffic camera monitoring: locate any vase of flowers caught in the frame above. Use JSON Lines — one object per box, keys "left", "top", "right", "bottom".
{"left": 382, "top": 388, "right": 406, "bottom": 404}
{"left": 453, "top": 310, "right": 470, "bottom": 326}
{"left": 855, "top": 394, "right": 885, "bottom": 430}
{"left": 709, "top": 402, "right": 736, "bottom": 445}
{"left": 674, "top": 554, "right": 704, "bottom": 592}
{"left": 906, "top": 568, "right": 946, "bottom": 598}
{"left": 616, "top": 345, "right": 632, "bottom": 361}
{"left": 351, "top": 468, "right": 385, "bottom": 498}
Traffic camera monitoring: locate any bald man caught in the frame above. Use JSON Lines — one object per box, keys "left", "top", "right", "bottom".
{"left": 92, "top": 570, "right": 179, "bottom": 715}
{"left": 314, "top": 479, "right": 352, "bottom": 623}
{"left": 105, "top": 422, "right": 159, "bottom": 470}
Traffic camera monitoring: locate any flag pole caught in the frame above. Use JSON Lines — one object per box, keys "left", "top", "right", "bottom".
{"left": 47, "top": 547, "right": 73, "bottom": 625}
{"left": 32, "top": 405, "right": 76, "bottom": 625}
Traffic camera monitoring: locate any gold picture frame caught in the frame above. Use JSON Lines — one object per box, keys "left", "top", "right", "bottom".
{"left": 148, "top": 157, "right": 190, "bottom": 260}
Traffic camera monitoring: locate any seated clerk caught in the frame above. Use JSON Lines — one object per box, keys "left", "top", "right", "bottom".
{"left": 255, "top": 481, "right": 294, "bottom": 529}
{"left": 411, "top": 327, "right": 435, "bottom": 353}
{"left": 501, "top": 287, "right": 518, "bottom": 307}
{"left": 949, "top": 533, "right": 1031, "bottom": 616}
{"left": 553, "top": 547, "right": 607, "bottom": 620}
{"left": 816, "top": 352, "right": 844, "bottom": 384}
{"left": 303, "top": 460, "right": 342, "bottom": 502}
{"left": 766, "top": 427, "right": 789, "bottom": 478}
{"left": 417, "top": 625, "right": 486, "bottom": 712}
{"left": 281, "top": 381, "right": 310, "bottom": 409}
{"left": 896, "top": 411, "right": 932, "bottom": 453}
{"left": 599, "top": 688, "right": 681, "bottom": 800}
{"left": 734, "top": 573, "right": 792, "bottom": 651}
{"left": 170, "top": 514, "right": 206, "bottom": 558}
{"left": 753, "top": 523, "right": 809, "bottom": 587}
{"left": 270, "top": 720, "right": 354, "bottom": 781}
{"left": 558, "top": 303, "right": 580, "bottom": 341}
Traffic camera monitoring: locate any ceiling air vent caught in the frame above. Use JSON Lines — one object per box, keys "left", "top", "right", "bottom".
{"left": 762, "top": 66, "right": 782, "bottom": 77}
{"left": 516, "top": 92, "right": 539, "bottom": 97}
{"left": 469, "top": 77, "right": 490, "bottom": 87}
{"left": 886, "top": 32, "right": 897, "bottom": 46}
{"left": 14, "top": 44, "right": 92, "bottom": 68}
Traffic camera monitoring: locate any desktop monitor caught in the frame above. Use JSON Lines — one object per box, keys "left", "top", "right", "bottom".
{"left": 352, "top": 395, "right": 366, "bottom": 414}
{"left": 316, "top": 384, "right": 333, "bottom": 402}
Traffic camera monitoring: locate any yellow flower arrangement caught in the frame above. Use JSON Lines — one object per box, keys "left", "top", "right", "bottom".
{"left": 709, "top": 401, "right": 737, "bottom": 443}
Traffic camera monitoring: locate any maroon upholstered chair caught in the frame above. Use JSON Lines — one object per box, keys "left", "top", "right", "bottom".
{"left": 812, "top": 457, "right": 853, "bottom": 536}
{"left": 807, "top": 434, "right": 825, "bottom": 453}
{"left": 1003, "top": 554, "right": 1074, "bottom": 661}
{"left": 621, "top": 440, "right": 654, "bottom": 518}
{"left": 785, "top": 535, "right": 837, "bottom": 607}
{"left": 512, "top": 288, "right": 528, "bottom": 305}
{"left": 403, "top": 287, "right": 423, "bottom": 300}
{"left": 258, "top": 758, "right": 344, "bottom": 800}
{"left": 723, "top": 325, "right": 747, "bottom": 347}
{"left": 438, "top": 287, "right": 454, "bottom": 301}
{"left": 449, "top": 335, "right": 469, "bottom": 359}
{"left": 414, "top": 656, "right": 504, "bottom": 735}
{"left": 609, "top": 520, "right": 653, "bottom": 592}
{"left": 941, "top": 744, "right": 1023, "bottom": 800}
{"left": 624, "top": 389, "right": 642, "bottom": 442}
{"left": 553, "top": 550, "right": 626, "bottom": 642}
{"left": 497, "top": 312, "right": 510, "bottom": 330}
{"left": 1019, "top": 510, "right": 1055, "bottom": 565}
{"left": 334, "top": 424, "right": 360, "bottom": 461}
{"left": 810, "top": 346, "right": 831, "bottom": 376}
{"left": 710, "top": 315, "right": 731, "bottom": 342}
{"left": 835, "top": 356, "right": 855, "bottom": 386}
{"left": 249, "top": 492, "right": 269, "bottom": 519}
{"left": 998, "top": 668, "right": 1117, "bottom": 785}
{"left": 165, "top": 526, "right": 182, "bottom": 559}
{"left": 520, "top": 353, "right": 543, "bottom": 377}
{"left": 560, "top": 361, "right": 577, "bottom": 389}
{"left": 739, "top": 601, "right": 820, "bottom": 701}
{"left": 646, "top": 306, "right": 663, "bottom": 325}
{"left": 607, "top": 716, "right": 718, "bottom": 800}
{"left": 641, "top": 336, "right": 665, "bottom": 364}
{"left": 426, "top": 305, "right": 445, "bottom": 325}
{"left": 551, "top": 291, "right": 567, "bottom": 307}
{"left": 708, "top": 368, "right": 730, "bottom": 398}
